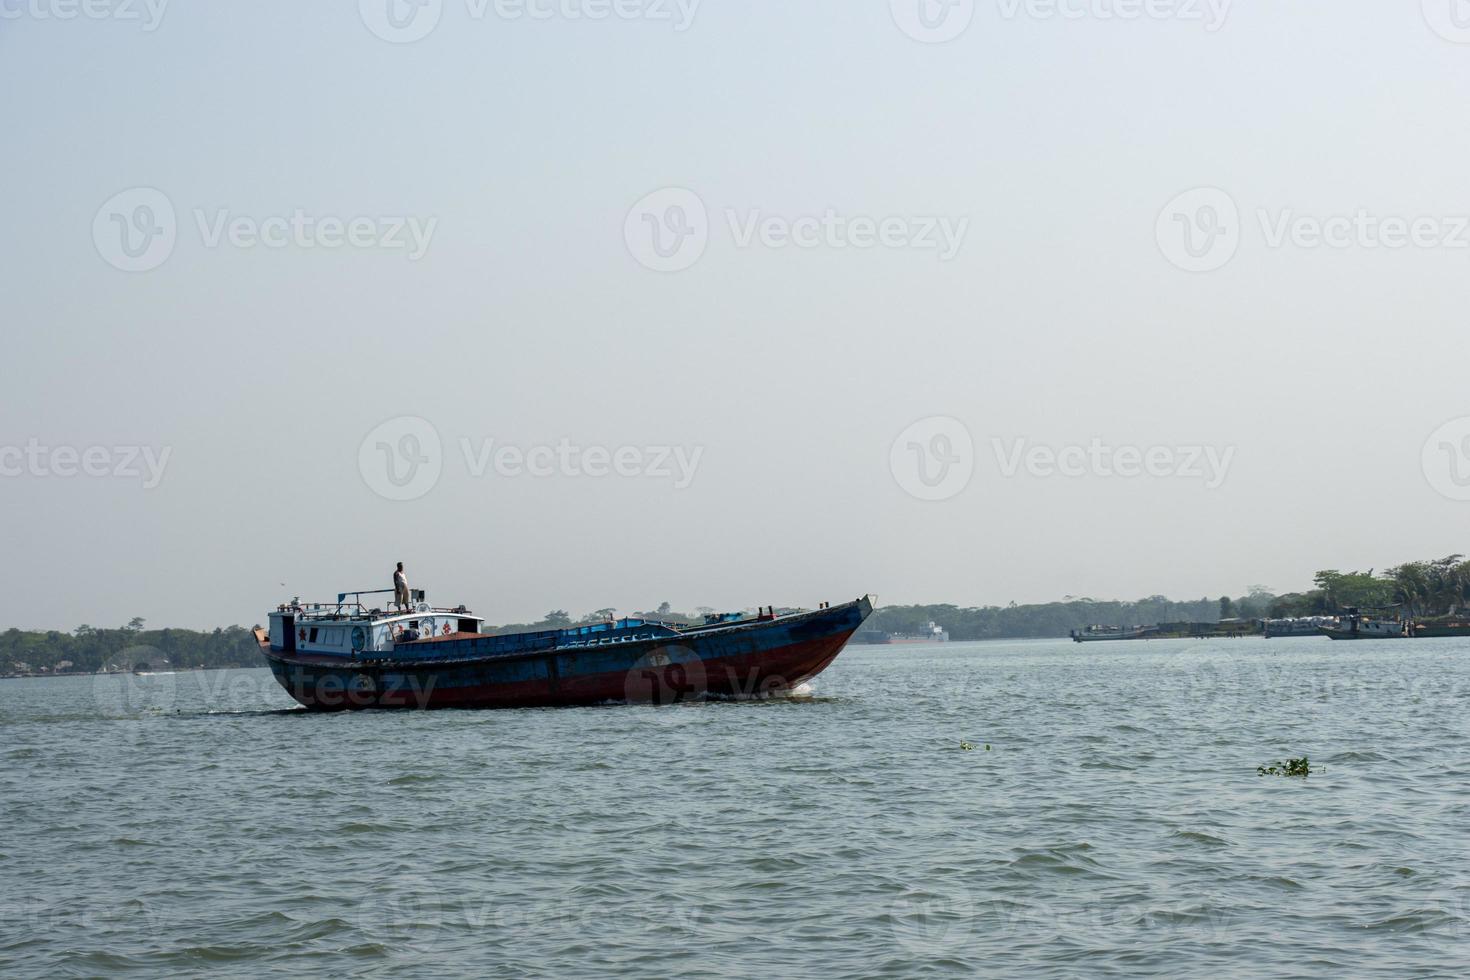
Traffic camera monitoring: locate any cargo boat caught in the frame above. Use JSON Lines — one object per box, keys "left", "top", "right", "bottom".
{"left": 1318, "top": 608, "right": 1405, "bottom": 640}
{"left": 1263, "top": 617, "right": 1334, "bottom": 638}
{"left": 254, "top": 589, "right": 873, "bottom": 711}
{"left": 1411, "top": 621, "right": 1470, "bottom": 638}
{"left": 888, "top": 621, "right": 950, "bottom": 644}
{"left": 1070, "top": 625, "right": 1159, "bottom": 643}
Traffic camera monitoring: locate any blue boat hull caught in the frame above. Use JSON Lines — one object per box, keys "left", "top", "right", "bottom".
{"left": 260, "top": 596, "right": 873, "bottom": 711}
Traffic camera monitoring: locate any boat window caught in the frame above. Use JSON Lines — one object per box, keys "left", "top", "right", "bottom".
{"left": 309, "top": 627, "right": 319, "bottom": 643}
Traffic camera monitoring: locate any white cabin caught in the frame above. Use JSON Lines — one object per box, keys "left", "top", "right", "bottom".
{"left": 266, "top": 589, "right": 484, "bottom": 657}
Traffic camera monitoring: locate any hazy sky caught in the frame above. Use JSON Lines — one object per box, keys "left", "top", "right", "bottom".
{"left": 4, "top": 2, "right": 1470, "bottom": 630}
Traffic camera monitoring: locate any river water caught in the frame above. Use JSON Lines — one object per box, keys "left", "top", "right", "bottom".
{"left": 2, "top": 637, "right": 1468, "bottom": 978}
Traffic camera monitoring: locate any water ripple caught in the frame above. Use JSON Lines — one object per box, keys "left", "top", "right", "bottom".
{"left": 3, "top": 640, "right": 1470, "bottom": 977}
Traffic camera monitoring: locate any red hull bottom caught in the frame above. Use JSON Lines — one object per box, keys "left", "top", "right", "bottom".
{"left": 268, "top": 631, "right": 856, "bottom": 712}
{"left": 438, "top": 633, "right": 847, "bottom": 710}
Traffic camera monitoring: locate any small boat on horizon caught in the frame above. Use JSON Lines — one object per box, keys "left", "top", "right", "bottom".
{"left": 1410, "top": 620, "right": 1470, "bottom": 638}
{"left": 1070, "top": 624, "right": 1160, "bottom": 643}
{"left": 255, "top": 587, "right": 873, "bottom": 711}
{"left": 1318, "top": 608, "right": 1405, "bottom": 640}
{"left": 1263, "top": 616, "right": 1335, "bottom": 638}
{"left": 887, "top": 621, "right": 949, "bottom": 644}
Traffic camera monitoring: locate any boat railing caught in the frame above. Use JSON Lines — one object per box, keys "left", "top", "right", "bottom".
{"left": 277, "top": 589, "right": 471, "bottom": 622}
{"left": 558, "top": 631, "right": 671, "bottom": 648}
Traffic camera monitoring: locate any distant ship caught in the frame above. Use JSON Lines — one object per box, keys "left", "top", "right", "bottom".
{"left": 1412, "top": 621, "right": 1470, "bottom": 638}
{"left": 1070, "top": 625, "right": 1159, "bottom": 643}
{"left": 255, "top": 586, "right": 873, "bottom": 711}
{"left": 1318, "top": 608, "right": 1405, "bottom": 640}
{"left": 886, "top": 621, "right": 949, "bottom": 644}
{"left": 1263, "top": 617, "right": 1334, "bottom": 638}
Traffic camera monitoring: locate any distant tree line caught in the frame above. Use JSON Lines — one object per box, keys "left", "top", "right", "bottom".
{"left": 1, "top": 619, "right": 262, "bottom": 676}
{"left": 7, "top": 558, "right": 1467, "bottom": 674}
{"left": 1266, "top": 556, "right": 1470, "bottom": 619}
{"left": 867, "top": 596, "right": 1241, "bottom": 641}
{"left": 869, "top": 554, "right": 1470, "bottom": 640}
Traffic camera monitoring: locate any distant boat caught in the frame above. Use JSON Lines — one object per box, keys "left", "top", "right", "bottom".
{"left": 851, "top": 629, "right": 891, "bottom": 645}
{"left": 256, "top": 587, "right": 874, "bottom": 711}
{"left": 1318, "top": 608, "right": 1404, "bottom": 640}
{"left": 1070, "top": 625, "right": 1159, "bottom": 643}
{"left": 886, "top": 621, "right": 949, "bottom": 644}
{"left": 1263, "top": 617, "right": 1334, "bottom": 638}
{"left": 1411, "top": 621, "right": 1470, "bottom": 638}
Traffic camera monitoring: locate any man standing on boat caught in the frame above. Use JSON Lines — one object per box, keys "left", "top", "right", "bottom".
{"left": 393, "top": 562, "right": 410, "bottom": 611}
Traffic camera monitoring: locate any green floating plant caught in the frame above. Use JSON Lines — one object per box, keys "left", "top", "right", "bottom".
{"left": 960, "top": 741, "right": 976, "bottom": 751}
{"left": 1258, "top": 756, "right": 1310, "bottom": 777}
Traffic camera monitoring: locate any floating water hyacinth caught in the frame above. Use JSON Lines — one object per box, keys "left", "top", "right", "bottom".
{"left": 1258, "top": 757, "right": 1310, "bottom": 777}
